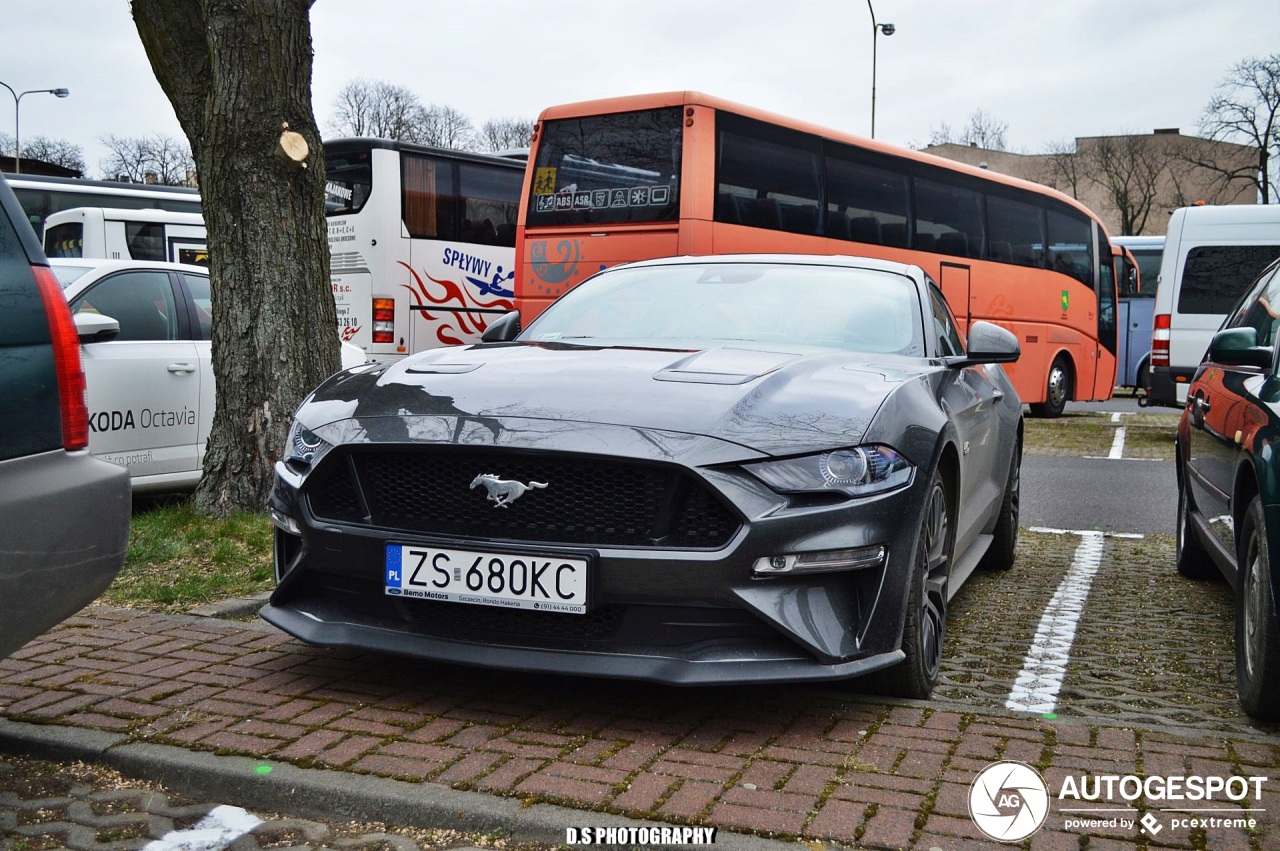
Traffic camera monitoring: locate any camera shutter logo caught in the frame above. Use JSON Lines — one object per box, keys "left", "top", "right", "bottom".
{"left": 969, "top": 761, "right": 1051, "bottom": 842}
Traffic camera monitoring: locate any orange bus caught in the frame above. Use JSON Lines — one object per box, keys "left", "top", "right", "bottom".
{"left": 514, "top": 91, "right": 1117, "bottom": 417}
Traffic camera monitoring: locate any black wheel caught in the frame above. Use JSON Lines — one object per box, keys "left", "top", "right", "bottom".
{"left": 1236, "top": 497, "right": 1280, "bottom": 720}
{"left": 1136, "top": 357, "right": 1151, "bottom": 396}
{"left": 1175, "top": 478, "right": 1216, "bottom": 580}
{"left": 980, "top": 436, "right": 1021, "bottom": 571}
{"left": 868, "top": 469, "right": 952, "bottom": 699}
{"left": 1029, "top": 356, "right": 1071, "bottom": 418}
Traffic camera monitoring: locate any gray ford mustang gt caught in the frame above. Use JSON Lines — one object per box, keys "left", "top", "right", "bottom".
{"left": 265, "top": 254, "right": 1023, "bottom": 698}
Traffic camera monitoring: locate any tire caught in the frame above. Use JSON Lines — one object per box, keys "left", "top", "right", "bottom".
{"left": 1029, "top": 356, "right": 1071, "bottom": 418}
{"left": 1236, "top": 497, "right": 1280, "bottom": 720}
{"left": 980, "top": 436, "right": 1021, "bottom": 571}
{"left": 1175, "top": 478, "right": 1217, "bottom": 580}
{"left": 867, "top": 469, "right": 953, "bottom": 699}
{"left": 1136, "top": 358, "right": 1151, "bottom": 396}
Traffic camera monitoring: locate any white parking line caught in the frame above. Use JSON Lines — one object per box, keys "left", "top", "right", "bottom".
{"left": 143, "top": 805, "right": 261, "bottom": 851}
{"left": 1006, "top": 530, "right": 1108, "bottom": 714}
{"left": 1108, "top": 427, "right": 1127, "bottom": 459}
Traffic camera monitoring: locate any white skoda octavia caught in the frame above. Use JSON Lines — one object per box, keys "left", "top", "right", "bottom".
{"left": 53, "top": 258, "right": 365, "bottom": 492}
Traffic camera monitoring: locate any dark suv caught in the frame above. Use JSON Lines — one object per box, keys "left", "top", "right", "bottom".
{"left": 0, "top": 173, "right": 130, "bottom": 659}
{"left": 1176, "top": 255, "right": 1280, "bottom": 721}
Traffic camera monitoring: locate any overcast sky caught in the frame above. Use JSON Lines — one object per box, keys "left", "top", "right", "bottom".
{"left": 3, "top": 1, "right": 1277, "bottom": 178}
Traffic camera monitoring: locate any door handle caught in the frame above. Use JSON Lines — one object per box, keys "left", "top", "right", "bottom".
{"left": 1195, "top": 395, "right": 1210, "bottom": 413}
{"left": 167, "top": 363, "right": 197, "bottom": 374}
{"left": 992, "top": 389, "right": 1005, "bottom": 402}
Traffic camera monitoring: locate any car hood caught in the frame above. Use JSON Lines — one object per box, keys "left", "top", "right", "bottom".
{"left": 299, "top": 343, "right": 929, "bottom": 458}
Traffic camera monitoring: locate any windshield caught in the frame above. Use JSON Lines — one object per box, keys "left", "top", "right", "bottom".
{"left": 523, "top": 261, "right": 925, "bottom": 355}
{"left": 527, "top": 107, "right": 682, "bottom": 227}
{"left": 325, "top": 146, "right": 373, "bottom": 216}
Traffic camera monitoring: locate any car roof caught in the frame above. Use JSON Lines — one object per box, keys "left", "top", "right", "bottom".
{"left": 49, "top": 257, "right": 208, "bottom": 275}
{"left": 607, "top": 253, "right": 927, "bottom": 278}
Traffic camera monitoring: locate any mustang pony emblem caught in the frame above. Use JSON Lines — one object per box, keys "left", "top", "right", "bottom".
{"left": 470, "top": 473, "right": 547, "bottom": 508}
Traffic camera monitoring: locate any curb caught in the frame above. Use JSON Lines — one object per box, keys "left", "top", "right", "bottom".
{"left": 0, "top": 718, "right": 811, "bottom": 851}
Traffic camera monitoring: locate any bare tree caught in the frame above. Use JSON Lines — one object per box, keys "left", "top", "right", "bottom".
{"left": 99, "top": 133, "right": 194, "bottom": 185}
{"left": 329, "top": 78, "right": 429, "bottom": 142}
{"left": 1040, "top": 139, "right": 1085, "bottom": 198}
{"left": 419, "top": 104, "right": 477, "bottom": 150}
{"left": 479, "top": 118, "right": 533, "bottom": 152}
{"left": 1195, "top": 54, "right": 1280, "bottom": 203}
{"left": 0, "top": 134, "right": 85, "bottom": 173}
{"left": 929, "top": 109, "right": 1009, "bottom": 151}
{"left": 133, "top": 0, "right": 338, "bottom": 515}
{"left": 1085, "top": 133, "right": 1169, "bottom": 236}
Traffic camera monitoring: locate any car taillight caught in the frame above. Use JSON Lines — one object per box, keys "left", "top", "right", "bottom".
{"left": 33, "top": 264, "right": 89, "bottom": 451}
{"left": 1151, "top": 313, "right": 1170, "bottom": 367}
{"left": 373, "top": 297, "right": 394, "bottom": 344}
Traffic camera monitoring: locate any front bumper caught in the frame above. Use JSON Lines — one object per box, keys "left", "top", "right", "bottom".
{"left": 264, "top": 438, "right": 930, "bottom": 686}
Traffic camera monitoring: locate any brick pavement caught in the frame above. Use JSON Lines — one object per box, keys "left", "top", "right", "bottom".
{"left": 1, "top": 606, "right": 1277, "bottom": 850}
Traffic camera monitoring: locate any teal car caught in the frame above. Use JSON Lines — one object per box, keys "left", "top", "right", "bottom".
{"left": 1177, "top": 255, "right": 1280, "bottom": 721}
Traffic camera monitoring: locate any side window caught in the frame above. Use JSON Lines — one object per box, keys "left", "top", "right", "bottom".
{"left": 928, "top": 286, "right": 965, "bottom": 357}
{"left": 1046, "top": 208, "right": 1093, "bottom": 289}
{"left": 458, "top": 163, "right": 520, "bottom": 247}
{"left": 1178, "top": 244, "right": 1280, "bottom": 316}
{"left": 70, "top": 271, "right": 179, "bottom": 342}
{"left": 914, "top": 177, "right": 984, "bottom": 259}
{"left": 717, "top": 118, "right": 820, "bottom": 236}
{"left": 1226, "top": 264, "right": 1280, "bottom": 347}
{"left": 825, "top": 151, "right": 910, "bottom": 245}
{"left": 44, "top": 222, "right": 84, "bottom": 258}
{"left": 402, "top": 153, "right": 456, "bottom": 240}
{"left": 125, "top": 222, "right": 165, "bottom": 262}
{"left": 986, "top": 195, "right": 1044, "bottom": 267}
{"left": 182, "top": 272, "right": 212, "bottom": 340}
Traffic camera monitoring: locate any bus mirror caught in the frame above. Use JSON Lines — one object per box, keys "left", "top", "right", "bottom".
{"left": 74, "top": 311, "right": 120, "bottom": 344}
{"left": 481, "top": 310, "right": 521, "bottom": 343}
{"left": 949, "top": 320, "right": 1020, "bottom": 366}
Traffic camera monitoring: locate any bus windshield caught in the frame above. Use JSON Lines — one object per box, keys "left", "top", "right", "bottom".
{"left": 325, "top": 146, "right": 373, "bottom": 216}
{"left": 527, "top": 107, "right": 682, "bottom": 227}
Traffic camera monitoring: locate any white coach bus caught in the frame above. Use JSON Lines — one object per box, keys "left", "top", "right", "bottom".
{"left": 323, "top": 138, "right": 525, "bottom": 358}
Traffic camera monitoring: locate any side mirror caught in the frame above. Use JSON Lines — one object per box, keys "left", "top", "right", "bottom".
{"left": 1208, "top": 327, "right": 1274, "bottom": 369}
{"left": 74, "top": 312, "right": 120, "bottom": 344}
{"left": 480, "top": 310, "right": 521, "bottom": 343}
{"left": 947, "top": 320, "right": 1020, "bottom": 366}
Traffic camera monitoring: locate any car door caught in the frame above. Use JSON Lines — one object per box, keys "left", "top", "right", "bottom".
{"left": 1185, "top": 264, "right": 1280, "bottom": 556}
{"left": 176, "top": 270, "right": 215, "bottom": 465}
{"left": 71, "top": 269, "right": 201, "bottom": 480}
{"left": 928, "top": 285, "right": 1003, "bottom": 539}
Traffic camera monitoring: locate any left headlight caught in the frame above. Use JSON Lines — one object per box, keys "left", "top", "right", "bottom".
{"left": 283, "top": 421, "right": 333, "bottom": 469}
{"left": 745, "top": 445, "right": 914, "bottom": 498}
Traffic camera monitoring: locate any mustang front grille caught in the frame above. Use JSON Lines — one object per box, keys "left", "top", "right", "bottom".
{"left": 306, "top": 448, "right": 740, "bottom": 548}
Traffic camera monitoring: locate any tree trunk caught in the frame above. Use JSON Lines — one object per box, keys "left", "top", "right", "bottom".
{"left": 132, "top": 0, "right": 338, "bottom": 515}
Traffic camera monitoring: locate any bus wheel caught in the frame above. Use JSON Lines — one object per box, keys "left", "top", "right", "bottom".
{"left": 1030, "top": 356, "right": 1071, "bottom": 418}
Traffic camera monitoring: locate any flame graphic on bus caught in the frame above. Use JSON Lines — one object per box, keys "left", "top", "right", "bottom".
{"left": 397, "top": 261, "right": 513, "bottom": 347}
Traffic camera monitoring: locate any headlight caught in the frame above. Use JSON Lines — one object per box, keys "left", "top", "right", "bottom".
{"left": 284, "top": 421, "right": 333, "bottom": 468}
{"left": 746, "top": 445, "right": 914, "bottom": 497}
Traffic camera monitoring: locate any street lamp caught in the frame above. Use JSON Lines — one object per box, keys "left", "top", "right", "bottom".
{"left": 0, "top": 82, "right": 71, "bottom": 174}
{"left": 867, "top": 0, "right": 895, "bottom": 139}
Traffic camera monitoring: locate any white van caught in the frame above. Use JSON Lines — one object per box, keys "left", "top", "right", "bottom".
{"left": 1148, "top": 205, "right": 1280, "bottom": 408}
{"left": 43, "top": 206, "right": 207, "bottom": 265}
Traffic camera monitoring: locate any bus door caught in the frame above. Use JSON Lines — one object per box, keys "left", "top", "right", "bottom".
{"left": 938, "top": 262, "right": 971, "bottom": 328}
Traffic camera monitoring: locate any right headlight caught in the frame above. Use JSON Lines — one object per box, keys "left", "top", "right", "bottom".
{"left": 283, "top": 421, "right": 333, "bottom": 469}
{"left": 745, "top": 445, "right": 914, "bottom": 498}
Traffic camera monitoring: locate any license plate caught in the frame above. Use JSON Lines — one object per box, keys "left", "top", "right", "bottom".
{"left": 385, "top": 544, "right": 588, "bottom": 614}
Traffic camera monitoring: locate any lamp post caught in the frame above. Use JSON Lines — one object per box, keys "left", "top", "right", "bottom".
{"left": 866, "top": 0, "right": 895, "bottom": 139}
{"left": 0, "top": 82, "right": 71, "bottom": 174}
